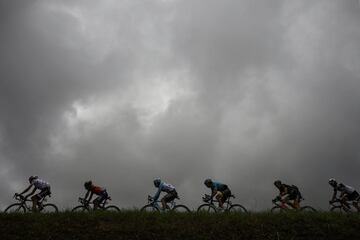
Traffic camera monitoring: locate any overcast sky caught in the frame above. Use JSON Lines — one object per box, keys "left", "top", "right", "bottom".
{"left": 1, "top": 0, "right": 360, "bottom": 211}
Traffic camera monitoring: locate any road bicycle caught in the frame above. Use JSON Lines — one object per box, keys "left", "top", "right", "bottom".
{"left": 71, "top": 197, "right": 120, "bottom": 212}
{"left": 330, "top": 198, "right": 360, "bottom": 213}
{"left": 4, "top": 194, "right": 58, "bottom": 213}
{"left": 197, "top": 194, "right": 247, "bottom": 213}
{"left": 140, "top": 195, "right": 190, "bottom": 212}
{"left": 271, "top": 197, "right": 316, "bottom": 212}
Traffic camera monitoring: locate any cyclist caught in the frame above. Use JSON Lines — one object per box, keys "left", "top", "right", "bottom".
{"left": 152, "top": 178, "right": 178, "bottom": 210}
{"left": 16, "top": 175, "right": 51, "bottom": 212}
{"left": 328, "top": 178, "right": 360, "bottom": 211}
{"left": 83, "top": 181, "right": 109, "bottom": 210}
{"left": 204, "top": 178, "right": 231, "bottom": 209}
{"left": 273, "top": 180, "right": 302, "bottom": 209}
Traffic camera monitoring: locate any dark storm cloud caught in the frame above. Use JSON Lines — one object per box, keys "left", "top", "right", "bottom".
{"left": 0, "top": 0, "right": 360, "bottom": 210}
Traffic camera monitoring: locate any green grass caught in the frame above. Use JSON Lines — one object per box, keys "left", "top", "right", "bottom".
{"left": 1, "top": 211, "right": 360, "bottom": 240}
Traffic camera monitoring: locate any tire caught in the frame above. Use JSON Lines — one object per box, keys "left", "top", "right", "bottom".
{"left": 4, "top": 203, "right": 26, "bottom": 213}
{"left": 172, "top": 204, "right": 191, "bottom": 213}
{"left": 228, "top": 204, "right": 247, "bottom": 213}
{"left": 71, "top": 205, "right": 89, "bottom": 213}
{"left": 330, "top": 206, "right": 344, "bottom": 213}
{"left": 300, "top": 206, "right": 317, "bottom": 212}
{"left": 197, "top": 204, "right": 217, "bottom": 213}
{"left": 140, "top": 204, "right": 160, "bottom": 212}
{"left": 105, "top": 205, "right": 120, "bottom": 212}
{"left": 270, "top": 206, "right": 284, "bottom": 213}
{"left": 41, "top": 203, "right": 59, "bottom": 213}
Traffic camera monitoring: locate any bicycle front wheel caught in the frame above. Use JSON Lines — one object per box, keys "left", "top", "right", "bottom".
{"left": 71, "top": 205, "right": 89, "bottom": 212}
{"left": 330, "top": 205, "right": 348, "bottom": 213}
{"left": 4, "top": 203, "right": 26, "bottom": 213}
{"left": 41, "top": 204, "right": 59, "bottom": 213}
{"left": 300, "top": 206, "right": 316, "bottom": 212}
{"left": 105, "top": 205, "right": 120, "bottom": 212}
{"left": 270, "top": 206, "right": 284, "bottom": 213}
{"left": 140, "top": 204, "right": 160, "bottom": 212}
{"left": 228, "top": 204, "right": 247, "bottom": 213}
{"left": 197, "top": 204, "right": 217, "bottom": 213}
{"left": 172, "top": 204, "right": 191, "bottom": 213}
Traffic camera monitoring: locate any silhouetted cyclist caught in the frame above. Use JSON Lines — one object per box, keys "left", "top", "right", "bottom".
{"left": 273, "top": 180, "right": 302, "bottom": 209}
{"left": 16, "top": 175, "right": 51, "bottom": 212}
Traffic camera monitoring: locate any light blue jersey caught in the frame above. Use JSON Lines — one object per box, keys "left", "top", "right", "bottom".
{"left": 153, "top": 182, "right": 176, "bottom": 201}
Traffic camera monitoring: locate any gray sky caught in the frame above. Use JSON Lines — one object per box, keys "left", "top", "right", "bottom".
{"left": 1, "top": 0, "right": 360, "bottom": 211}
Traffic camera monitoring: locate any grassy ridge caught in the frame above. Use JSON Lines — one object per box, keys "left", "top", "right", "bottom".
{"left": 1, "top": 212, "right": 360, "bottom": 240}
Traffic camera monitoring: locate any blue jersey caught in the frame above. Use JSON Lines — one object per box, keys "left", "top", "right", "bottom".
{"left": 153, "top": 182, "right": 176, "bottom": 201}
{"left": 211, "top": 181, "right": 228, "bottom": 192}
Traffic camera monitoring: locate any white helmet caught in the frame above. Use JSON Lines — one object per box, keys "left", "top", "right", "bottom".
{"left": 328, "top": 178, "right": 337, "bottom": 186}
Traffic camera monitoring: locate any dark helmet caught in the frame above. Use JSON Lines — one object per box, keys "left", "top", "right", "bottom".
{"left": 29, "top": 175, "right": 38, "bottom": 184}
{"left": 204, "top": 178, "right": 212, "bottom": 187}
{"left": 274, "top": 180, "right": 282, "bottom": 186}
{"left": 84, "top": 180, "right": 92, "bottom": 190}
{"left": 153, "top": 178, "right": 161, "bottom": 188}
{"left": 328, "top": 178, "right": 337, "bottom": 187}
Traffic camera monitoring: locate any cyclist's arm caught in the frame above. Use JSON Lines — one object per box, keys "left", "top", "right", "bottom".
{"left": 280, "top": 186, "right": 288, "bottom": 196}
{"left": 24, "top": 187, "right": 37, "bottom": 199}
{"left": 84, "top": 190, "right": 91, "bottom": 200}
{"left": 211, "top": 189, "right": 218, "bottom": 199}
{"left": 331, "top": 189, "right": 337, "bottom": 201}
{"left": 19, "top": 184, "right": 33, "bottom": 195}
{"left": 153, "top": 188, "right": 161, "bottom": 202}
{"left": 340, "top": 191, "right": 347, "bottom": 201}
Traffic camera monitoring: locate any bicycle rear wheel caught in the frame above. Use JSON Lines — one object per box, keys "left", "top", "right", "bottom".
{"left": 71, "top": 205, "right": 89, "bottom": 212}
{"left": 4, "top": 203, "right": 26, "bottom": 213}
{"left": 172, "top": 204, "right": 190, "bottom": 213}
{"left": 140, "top": 204, "right": 160, "bottom": 212}
{"left": 105, "top": 205, "right": 120, "bottom": 212}
{"left": 300, "top": 206, "right": 316, "bottom": 212}
{"left": 228, "top": 204, "right": 247, "bottom": 213}
{"left": 197, "top": 204, "right": 216, "bottom": 213}
{"left": 41, "top": 203, "right": 58, "bottom": 213}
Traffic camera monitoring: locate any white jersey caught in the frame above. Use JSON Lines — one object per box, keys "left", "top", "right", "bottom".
{"left": 32, "top": 178, "right": 50, "bottom": 190}
{"left": 160, "top": 182, "right": 175, "bottom": 193}
{"left": 338, "top": 184, "right": 355, "bottom": 194}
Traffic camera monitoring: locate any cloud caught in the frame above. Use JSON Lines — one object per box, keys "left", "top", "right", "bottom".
{"left": 0, "top": 0, "right": 359, "bottom": 210}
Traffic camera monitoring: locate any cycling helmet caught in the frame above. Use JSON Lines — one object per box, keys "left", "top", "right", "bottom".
{"left": 28, "top": 175, "right": 38, "bottom": 184}
{"left": 204, "top": 178, "right": 212, "bottom": 187}
{"left": 328, "top": 178, "right": 337, "bottom": 187}
{"left": 274, "top": 180, "right": 282, "bottom": 186}
{"left": 153, "top": 178, "right": 161, "bottom": 188}
{"left": 84, "top": 180, "right": 92, "bottom": 190}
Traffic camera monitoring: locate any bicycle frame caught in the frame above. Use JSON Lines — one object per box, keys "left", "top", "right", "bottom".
{"left": 202, "top": 194, "right": 234, "bottom": 210}
{"left": 147, "top": 195, "right": 178, "bottom": 210}
{"left": 14, "top": 195, "right": 48, "bottom": 211}
{"left": 77, "top": 197, "right": 111, "bottom": 210}
{"left": 330, "top": 198, "right": 359, "bottom": 212}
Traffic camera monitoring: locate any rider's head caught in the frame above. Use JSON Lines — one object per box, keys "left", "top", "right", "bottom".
{"left": 274, "top": 180, "right": 282, "bottom": 188}
{"left": 204, "top": 178, "right": 213, "bottom": 188}
{"left": 328, "top": 178, "right": 337, "bottom": 187}
{"left": 84, "top": 180, "right": 92, "bottom": 190}
{"left": 28, "top": 175, "right": 38, "bottom": 184}
{"left": 153, "top": 178, "right": 161, "bottom": 188}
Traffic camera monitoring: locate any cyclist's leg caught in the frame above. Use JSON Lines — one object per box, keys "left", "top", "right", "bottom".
{"left": 292, "top": 190, "right": 301, "bottom": 209}
{"left": 31, "top": 194, "right": 38, "bottom": 212}
{"left": 221, "top": 189, "right": 231, "bottom": 207}
{"left": 340, "top": 194, "right": 351, "bottom": 210}
{"left": 349, "top": 192, "right": 360, "bottom": 211}
{"left": 161, "top": 191, "right": 176, "bottom": 210}
{"left": 283, "top": 194, "right": 295, "bottom": 209}
{"left": 93, "top": 196, "right": 102, "bottom": 210}
{"left": 215, "top": 191, "right": 224, "bottom": 208}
